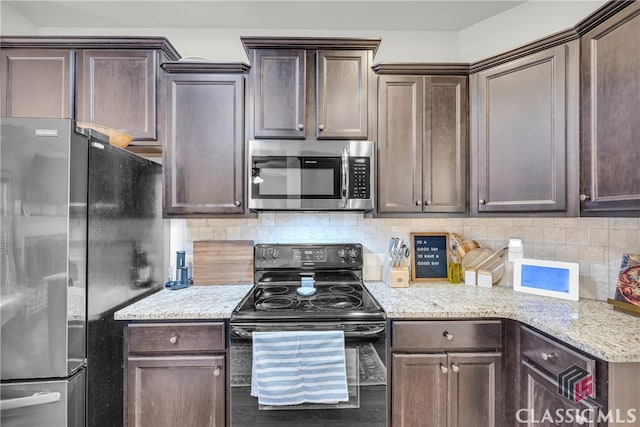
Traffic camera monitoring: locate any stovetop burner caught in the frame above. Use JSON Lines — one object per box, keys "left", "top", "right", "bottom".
{"left": 231, "top": 243, "right": 386, "bottom": 322}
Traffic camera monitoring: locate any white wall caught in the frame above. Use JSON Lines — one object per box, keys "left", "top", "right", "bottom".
{"left": 3, "top": 1, "right": 606, "bottom": 62}
{"left": 34, "top": 27, "right": 459, "bottom": 63}
{"left": 459, "top": 0, "right": 608, "bottom": 62}
{"left": 0, "top": 3, "right": 38, "bottom": 35}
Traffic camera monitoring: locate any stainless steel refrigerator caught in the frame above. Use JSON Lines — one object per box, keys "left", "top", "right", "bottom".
{"left": 1, "top": 118, "right": 165, "bottom": 427}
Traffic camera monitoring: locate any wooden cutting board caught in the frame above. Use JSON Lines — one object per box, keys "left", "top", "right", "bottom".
{"left": 193, "top": 240, "right": 254, "bottom": 285}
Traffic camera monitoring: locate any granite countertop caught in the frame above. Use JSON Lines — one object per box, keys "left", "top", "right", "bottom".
{"left": 365, "top": 281, "right": 640, "bottom": 363}
{"left": 113, "top": 281, "right": 640, "bottom": 363}
{"left": 114, "top": 284, "right": 253, "bottom": 320}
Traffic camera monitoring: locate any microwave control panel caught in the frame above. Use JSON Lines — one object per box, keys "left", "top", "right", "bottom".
{"left": 349, "top": 157, "right": 370, "bottom": 199}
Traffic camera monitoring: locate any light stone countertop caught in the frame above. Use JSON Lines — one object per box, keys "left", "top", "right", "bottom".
{"left": 113, "top": 281, "right": 640, "bottom": 363}
{"left": 365, "top": 281, "right": 640, "bottom": 363}
{"left": 114, "top": 284, "right": 253, "bottom": 320}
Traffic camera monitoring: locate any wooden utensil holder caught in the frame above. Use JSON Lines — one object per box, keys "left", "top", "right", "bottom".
{"left": 385, "top": 259, "right": 410, "bottom": 288}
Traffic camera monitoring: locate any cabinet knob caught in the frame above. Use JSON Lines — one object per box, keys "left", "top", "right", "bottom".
{"left": 234, "top": 200, "right": 241, "bottom": 207}
{"left": 451, "top": 363, "right": 460, "bottom": 373}
{"left": 297, "top": 123, "right": 304, "bottom": 130}
{"left": 169, "top": 335, "right": 178, "bottom": 344}
{"left": 415, "top": 200, "right": 422, "bottom": 206}
{"left": 540, "top": 352, "right": 556, "bottom": 361}
{"left": 214, "top": 366, "right": 222, "bottom": 377}
{"left": 479, "top": 199, "right": 486, "bottom": 205}
{"left": 579, "top": 194, "right": 591, "bottom": 202}
{"left": 443, "top": 331, "right": 454, "bottom": 341}
{"left": 425, "top": 200, "right": 432, "bottom": 206}
{"left": 440, "top": 364, "right": 448, "bottom": 374}
{"left": 318, "top": 124, "right": 325, "bottom": 131}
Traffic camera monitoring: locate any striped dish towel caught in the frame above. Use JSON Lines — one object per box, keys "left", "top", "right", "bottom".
{"left": 250, "top": 330, "right": 349, "bottom": 406}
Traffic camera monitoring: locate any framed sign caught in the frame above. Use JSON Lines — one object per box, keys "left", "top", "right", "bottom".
{"left": 411, "top": 232, "right": 449, "bottom": 282}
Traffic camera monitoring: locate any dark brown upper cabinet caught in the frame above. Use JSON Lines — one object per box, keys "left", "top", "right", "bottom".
{"left": 0, "top": 48, "right": 74, "bottom": 119}
{"left": 242, "top": 37, "right": 380, "bottom": 141}
{"left": 376, "top": 68, "right": 468, "bottom": 214}
{"left": 470, "top": 42, "right": 580, "bottom": 215}
{"left": 579, "top": 1, "right": 640, "bottom": 217}
{"left": 161, "top": 62, "right": 248, "bottom": 217}
{"left": 77, "top": 49, "right": 157, "bottom": 141}
{"left": 0, "top": 37, "right": 180, "bottom": 155}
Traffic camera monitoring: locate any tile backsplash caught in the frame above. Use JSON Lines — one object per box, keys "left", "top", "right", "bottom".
{"left": 170, "top": 214, "right": 640, "bottom": 302}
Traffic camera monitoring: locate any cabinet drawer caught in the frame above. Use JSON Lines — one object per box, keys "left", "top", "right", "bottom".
{"left": 392, "top": 320, "right": 501, "bottom": 351}
{"left": 520, "top": 326, "right": 595, "bottom": 379}
{"left": 127, "top": 322, "right": 225, "bottom": 354}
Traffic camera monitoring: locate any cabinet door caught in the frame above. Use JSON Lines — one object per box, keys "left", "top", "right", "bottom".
{"left": 164, "top": 74, "right": 244, "bottom": 215}
{"left": 423, "top": 76, "right": 467, "bottom": 213}
{"left": 377, "top": 76, "right": 423, "bottom": 213}
{"left": 475, "top": 44, "right": 568, "bottom": 212}
{"left": 77, "top": 49, "right": 157, "bottom": 141}
{"left": 519, "top": 360, "right": 598, "bottom": 427}
{"left": 126, "top": 355, "right": 225, "bottom": 427}
{"left": 252, "top": 49, "right": 306, "bottom": 139}
{"left": 316, "top": 50, "right": 368, "bottom": 139}
{"left": 1, "top": 49, "right": 73, "bottom": 118}
{"left": 448, "top": 352, "right": 502, "bottom": 427}
{"left": 580, "top": 2, "right": 640, "bottom": 216}
{"left": 392, "top": 353, "right": 447, "bottom": 427}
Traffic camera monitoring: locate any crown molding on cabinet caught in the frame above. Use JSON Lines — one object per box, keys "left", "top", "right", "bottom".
{"left": 240, "top": 36, "right": 382, "bottom": 57}
{"left": 161, "top": 62, "right": 250, "bottom": 74}
{"left": 0, "top": 36, "right": 181, "bottom": 61}
{"left": 371, "top": 63, "right": 470, "bottom": 75}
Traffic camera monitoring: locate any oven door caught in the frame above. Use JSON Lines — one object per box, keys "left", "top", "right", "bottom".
{"left": 229, "top": 321, "right": 387, "bottom": 426}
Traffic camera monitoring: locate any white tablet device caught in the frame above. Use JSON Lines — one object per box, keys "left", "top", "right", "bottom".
{"left": 513, "top": 258, "right": 579, "bottom": 301}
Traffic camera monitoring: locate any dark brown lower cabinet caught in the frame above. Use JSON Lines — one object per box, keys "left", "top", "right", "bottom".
{"left": 392, "top": 352, "right": 502, "bottom": 427}
{"left": 124, "top": 322, "right": 227, "bottom": 427}
{"left": 127, "top": 355, "right": 225, "bottom": 427}
{"left": 519, "top": 361, "right": 598, "bottom": 427}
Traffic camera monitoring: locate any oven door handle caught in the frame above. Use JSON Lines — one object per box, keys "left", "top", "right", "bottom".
{"left": 231, "top": 323, "right": 386, "bottom": 339}
{"left": 341, "top": 147, "right": 349, "bottom": 208}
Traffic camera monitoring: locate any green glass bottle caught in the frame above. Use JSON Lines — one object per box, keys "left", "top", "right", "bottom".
{"left": 448, "top": 246, "right": 462, "bottom": 284}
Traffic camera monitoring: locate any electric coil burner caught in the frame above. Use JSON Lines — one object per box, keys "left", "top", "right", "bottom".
{"left": 230, "top": 243, "right": 386, "bottom": 323}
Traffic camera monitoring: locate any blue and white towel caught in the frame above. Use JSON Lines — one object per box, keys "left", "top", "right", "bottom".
{"left": 251, "top": 330, "right": 349, "bottom": 406}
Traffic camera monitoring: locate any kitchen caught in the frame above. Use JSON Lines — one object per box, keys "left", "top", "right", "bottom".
{"left": 1, "top": 0, "right": 640, "bottom": 426}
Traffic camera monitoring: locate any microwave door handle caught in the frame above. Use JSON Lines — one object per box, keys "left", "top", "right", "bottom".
{"left": 341, "top": 147, "right": 349, "bottom": 208}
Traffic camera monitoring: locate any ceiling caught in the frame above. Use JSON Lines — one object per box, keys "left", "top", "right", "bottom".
{"left": 3, "top": 0, "right": 527, "bottom": 31}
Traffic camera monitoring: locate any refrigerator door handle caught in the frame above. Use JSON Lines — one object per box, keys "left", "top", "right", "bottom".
{"left": 0, "top": 391, "right": 62, "bottom": 411}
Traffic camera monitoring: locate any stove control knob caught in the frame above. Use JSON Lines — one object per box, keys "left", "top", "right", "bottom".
{"left": 272, "top": 249, "right": 280, "bottom": 259}
{"left": 260, "top": 249, "right": 267, "bottom": 260}
{"left": 348, "top": 248, "right": 358, "bottom": 262}
{"left": 337, "top": 248, "right": 347, "bottom": 262}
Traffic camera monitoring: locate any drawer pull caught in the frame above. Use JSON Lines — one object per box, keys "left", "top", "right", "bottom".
{"left": 440, "top": 364, "right": 448, "bottom": 374}
{"left": 169, "top": 335, "right": 178, "bottom": 345}
{"left": 443, "top": 331, "right": 454, "bottom": 341}
{"left": 451, "top": 363, "right": 460, "bottom": 373}
{"left": 214, "top": 367, "right": 222, "bottom": 377}
{"left": 540, "top": 352, "right": 556, "bottom": 361}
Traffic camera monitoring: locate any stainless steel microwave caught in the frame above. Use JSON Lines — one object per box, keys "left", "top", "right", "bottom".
{"left": 248, "top": 140, "right": 375, "bottom": 211}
